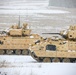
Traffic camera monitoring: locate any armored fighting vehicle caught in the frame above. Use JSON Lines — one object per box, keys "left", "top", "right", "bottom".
{"left": 0, "top": 23, "right": 42, "bottom": 55}
{"left": 30, "top": 25, "right": 76, "bottom": 62}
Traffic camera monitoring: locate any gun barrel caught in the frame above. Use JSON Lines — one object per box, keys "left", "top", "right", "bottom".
{"left": 42, "top": 33, "right": 60, "bottom": 35}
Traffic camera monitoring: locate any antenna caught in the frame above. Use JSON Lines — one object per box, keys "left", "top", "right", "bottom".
{"left": 18, "top": 15, "right": 20, "bottom": 27}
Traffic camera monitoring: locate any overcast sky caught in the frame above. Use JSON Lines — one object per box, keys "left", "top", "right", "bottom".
{"left": 49, "top": 0, "right": 76, "bottom": 8}
{"left": 0, "top": 0, "right": 76, "bottom": 8}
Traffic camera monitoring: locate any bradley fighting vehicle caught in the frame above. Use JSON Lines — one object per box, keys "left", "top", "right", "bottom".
{"left": 0, "top": 23, "right": 42, "bottom": 55}
{"left": 30, "top": 25, "right": 76, "bottom": 62}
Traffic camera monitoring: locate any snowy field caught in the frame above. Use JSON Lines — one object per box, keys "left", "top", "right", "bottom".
{"left": 0, "top": 0, "right": 76, "bottom": 75}
{"left": 0, "top": 55, "right": 76, "bottom": 75}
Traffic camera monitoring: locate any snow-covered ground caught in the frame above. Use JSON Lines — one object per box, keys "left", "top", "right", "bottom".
{"left": 0, "top": 55, "right": 76, "bottom": 75}
{"left": 0, "top": 0, "right": 76, "bottom": 75}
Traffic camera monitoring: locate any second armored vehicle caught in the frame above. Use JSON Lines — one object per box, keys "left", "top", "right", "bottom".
{"left": 30, "top": 25, "right": 76, "bottom": 62}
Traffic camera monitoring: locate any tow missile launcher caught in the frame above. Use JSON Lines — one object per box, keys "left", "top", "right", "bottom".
{"left": 60, "top": 25, "right": 76, "bottom": 40}
{"left": 30, "top": 25, "right": 76, "bottom": 62}
{"left": 0, "top": 23, "right": 42, "bottom": 55}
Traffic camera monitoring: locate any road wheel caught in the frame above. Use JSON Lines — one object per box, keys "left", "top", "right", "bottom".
{"left": 6, "top": 50, "right": 13, "bottom": 55}
{"left": 62, "top": 58, "right": 70, "bottom": 62}
{"left": 22, "top": 50, "right": 29, "bottom": 55}
{"left": 15, "top": 50, "right": 21, "bottom": 55}
{"left": 52, "top": 58, "right": 60, "bottom": 62}
{"left": 43, "top": 58, "right": 51, "bottom": 62}
{"left": 0, "top": 50, "right": 4, "bottom": 54}
{"left": 75, "top": 59, "right": 76, "bottom": 63}
{"left": 35, "top": 57, "right": 43, "bottom": 62}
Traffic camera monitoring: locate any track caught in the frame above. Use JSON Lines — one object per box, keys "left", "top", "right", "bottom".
{"left": 0, "top": 49, "right": 29, "bottom": 55}
{"left": 31, "top": 52, "right": 76, "bottom": 63}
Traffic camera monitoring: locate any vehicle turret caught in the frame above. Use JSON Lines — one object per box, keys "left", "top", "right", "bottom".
{"left": 43, "top": 25, "right": 76, "bottom": 40}
{"left": 1, "top": 23, "right": 31, "bottom": 36}
{"left": 60, "top": 25, "right": 76, "bottom": 40}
